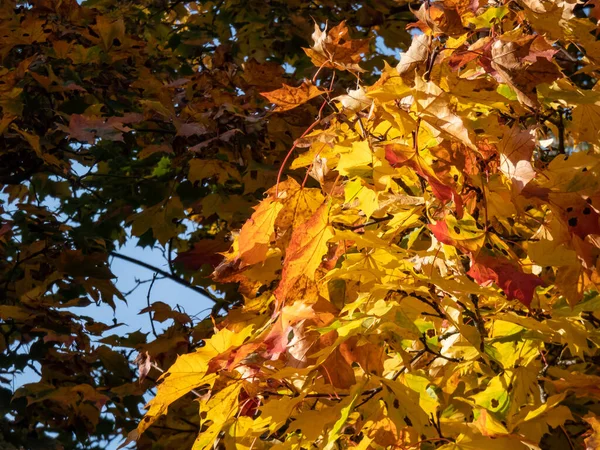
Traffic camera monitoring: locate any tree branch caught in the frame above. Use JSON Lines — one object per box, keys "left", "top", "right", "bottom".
{"left": 333, "top": 214, "right": 393, "bottom": 231}
{"left": 109, "top": 251, "right": 222, "bottom": 305}
{"left": 354, "top": 349, "right": 428, "bottom": 409}
{"left": 418, "top": 335, "right": 462, "bottom": 363}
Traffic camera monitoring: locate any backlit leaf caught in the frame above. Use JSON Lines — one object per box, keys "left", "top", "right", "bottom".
{"left": 261, "top": 82, "right": 326, "bottom": 112}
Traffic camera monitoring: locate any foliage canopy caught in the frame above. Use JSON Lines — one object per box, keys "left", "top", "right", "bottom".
{"left": 4, "top": 0, "right": 600, "bottom": 449}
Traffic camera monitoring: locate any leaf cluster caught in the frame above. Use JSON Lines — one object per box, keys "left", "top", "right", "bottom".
{"left": 0, "top": 0, "right": 414, "bottom": 448}
{"left": 137, "top": 1, "right": 600, "bottom": 450}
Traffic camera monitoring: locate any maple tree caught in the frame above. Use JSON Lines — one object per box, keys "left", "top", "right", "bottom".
{"left": 0, "top": 0, "right": 413, "bottom": 448}
{"left": 4, "top": 0, "right": 600, "bottom": 449}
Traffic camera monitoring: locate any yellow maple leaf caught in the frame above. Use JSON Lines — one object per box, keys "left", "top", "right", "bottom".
{"left": 137, "top": 326, "right": 253, "bottom": 436}
{"left": 193, "top": 382, "right": 243, "bottom": 450}
{"left": 271, "top": 178, "right": 325, "bottom": 233}
{"left": 413, "top": 77, "right": 477, "bottom": 150}
{"left": 188, "top": 159, "right": 241, "bottom": 184}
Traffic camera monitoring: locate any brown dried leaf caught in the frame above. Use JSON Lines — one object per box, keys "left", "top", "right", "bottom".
{"left": 397, "top": 33, "right": 430, "bottom": 76}
{"left": 261, "top": 81, "right": 325, "bottom": 112}
{"left": 133, "top": 351, "right": 152, "bottom": 384}
{"left": 303, "top": 21, "right": 370, "bottom": 72}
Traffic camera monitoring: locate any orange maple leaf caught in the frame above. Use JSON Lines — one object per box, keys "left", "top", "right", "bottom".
{"left": 238, "top": 197, "right": 283, "bottom": 266}
{"left": 274, "top": 202, "right": 333, "bottom": 306}
{"left": 261, "top": 81, "right": 326, "bottom": 112}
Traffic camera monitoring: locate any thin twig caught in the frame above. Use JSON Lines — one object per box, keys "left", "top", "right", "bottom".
{"left": 408, "top": 291, "right": 447, "bottom": 319}
{"left": 122, "top": 276, "right": 162, "bottom": 297}
{"left": 110, "top": 251, "right": 222, "bottom": 305}
{"left": 469, "top": 294, "right": 488, "bottom": 352}
{"left": 418, "top": 335, "right": 462, "bottom": 363}
{"left": 430, "top": 410, "right": 445, "bottom": 439}
{"left": 354, "top": 349, "right": 428, "bottom": 409}
{"left": 147, "top": 273, "right": 159, "bottom": 338}
{"left": 332, "top": 214, "right": 393, "bottom": 231}
{"left": 275, "top": 101, "right": 327, "bottom": 198}
{"left": 560, "top": 424, "right": 575, "bottom": 450}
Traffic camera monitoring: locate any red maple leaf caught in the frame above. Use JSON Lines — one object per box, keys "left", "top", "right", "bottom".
{"left": 468, "top": 255, "right": 544, "bottom": 307}
{"left": 386, "top": 144, "right": 463, "bottom": 217}
{"left": 175, "top": 239, "right": 229, "bottom": 270}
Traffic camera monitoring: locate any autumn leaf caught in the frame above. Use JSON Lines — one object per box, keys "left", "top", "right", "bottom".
{"left": 59, "top": 113, "right": 143, "bottom": 143}
{"left": 193, "top": 382, "right": 243, "bottom": 450}
{"left": 259, "top": 395, "right": 306, "bottom": 433}
{"left": 473, "top": 409, "right": 509, "bottom": 437}
{"left": 585, "top": 415, "right": 600, "bottom": 449}
{"left": 188, "top": 159, "right": 241, "bottom": 185}
{"left": 386, "top": 143, "right": 463, "bottom": 215}
{"left": 133, "top": 352, "right": 152, "bottom": 384}
{"left": 397, "top": 33, "right": 430, "bottom": 76}
{"left": 429, "top": 212, "right": 485, "bottom": 253}
{"left": 344, "top": 178, "right": 378, "bottom": 219}
{"left": 274, "top": 202, "right": 334, "bottom": 304}
{"left": 338, "top": 140, "right": 374, "bottom": 177}
{"left": 334, "top": 86, "right": 372, "bottom": 112}
{"left": 137, "top": 326, "right": 253, "bottom": 435}
{"left": 490, "top": 34, "right": 560, "bottom": 108}
{"left": 138, "top": 144, "right": 173, "bottom": 160}
{"left": 319, "top": 342, "right": 356, "bottom": 389}
{"left": 95, "top": 16, "right": 125, "bottom": 51}
{"left": 323, "top": 382, "right": 365, "bottom": 449}
{"left": 175, "top": 239, "right": 230, "bottom": 270}
{"left": 468, "top": 255, "right": 544, "bottom": 307}
{"left": 571, "top": 101, "right": 600, "bottom": 145}
{"left": 261, "top": 81, "right": 326, "bottom": 112}
{"left": 128, "top": 197, "right": 185, "bottom": 245}
{"left": 497, "top": 124, "right": 536, "bottom": 191}
{"left": 238, "top": 196, "right": 283, "bottom": 266}
{"left": 272, "top": 178, "right": 325, "bottom": 231}
{"left": 339, "top": 337, "right": 384, "bottom": 375}
{"left": 413, "top": 77, "right": 477, "bottom": 150}
{"left": 411, "top": 1, "right": 466, "bottom": 36}
{"left": 303, "top": 21, "right": 370, "bottom": 72}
